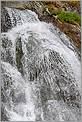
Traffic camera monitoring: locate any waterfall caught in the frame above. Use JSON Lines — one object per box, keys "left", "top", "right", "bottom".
{"left": 1, "top": 7, "right": 81, "bottom": 121}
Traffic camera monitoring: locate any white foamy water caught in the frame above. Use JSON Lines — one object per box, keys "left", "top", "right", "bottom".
{"left": 7, "top": 21, "right": 81, "bottom": 90}
{"left": 1, "top": 7, "right": 81, "bottom": 121}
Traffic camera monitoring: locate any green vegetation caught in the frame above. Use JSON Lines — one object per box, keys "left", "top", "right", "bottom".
{"left": 57, "top": 11, "right": 81, "bottom": 25}
{"left": 46, "top": 3, "right": 80, "bottom": 25}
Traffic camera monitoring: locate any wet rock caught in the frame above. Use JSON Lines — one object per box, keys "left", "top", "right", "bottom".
{"left": 1, "top": 33, "right": 16, "bottom": 65}
{"left": 16, "top": 37, "right": 24, "bottom": 75}
{"left": 1, "top": 7, "right": 12, "bottom": 32}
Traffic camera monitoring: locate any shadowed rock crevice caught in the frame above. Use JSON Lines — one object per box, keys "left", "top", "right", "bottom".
{"left": 16, "top": 37, "right": 24, "bottom": 75}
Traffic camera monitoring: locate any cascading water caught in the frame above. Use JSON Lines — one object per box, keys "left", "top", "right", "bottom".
{"left": 1, "top": 7, "right": 81, "bottom": 121}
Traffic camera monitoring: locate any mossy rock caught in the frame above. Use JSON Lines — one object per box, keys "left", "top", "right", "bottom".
{"left": 46, "top": 4, "right": 61, "bottom": 15}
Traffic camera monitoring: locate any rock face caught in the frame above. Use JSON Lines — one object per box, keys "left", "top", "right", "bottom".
{"left": 1, "top": 8, "right": 12, "bottom": 32}
{"left": 1, "top": 6, "right": 81, "bottom": 121}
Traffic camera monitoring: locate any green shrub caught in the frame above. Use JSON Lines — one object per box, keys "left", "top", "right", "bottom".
{"left": 57, "top": 11, "right": 81, "bottom": 25}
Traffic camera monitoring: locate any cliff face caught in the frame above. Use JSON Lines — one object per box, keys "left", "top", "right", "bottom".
{"left": 1, "top": 1, "right": 81, "bottom": 51}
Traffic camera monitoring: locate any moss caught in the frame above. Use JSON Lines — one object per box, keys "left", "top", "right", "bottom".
{"left": 58, "top": 11, "right": 81, "bottom": 25}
